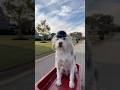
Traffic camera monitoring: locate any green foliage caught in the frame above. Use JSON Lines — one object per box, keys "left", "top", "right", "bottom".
{"left": 36, "top": 20, "right": 50, "bottom": 35}
{"left": 86, "top": 13, "right": 115, "bottom": 43}
{"left": 35, "top": 41, "right": 54, "bottom": 58}
{"left": 4, "top": 0, "right": 34, "bottom": 35}
{"left": 36, "top": 20, "right": 51, "bottom": 41}
{"left": 86, "top": 14, "right": 113, "bottom": 31}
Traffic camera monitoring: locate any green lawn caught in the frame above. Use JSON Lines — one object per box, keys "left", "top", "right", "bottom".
{"left": 35, "top": 41, "right": 54, "bottom": 58}
{"left": 0, "top": 39, "right": 34, "bottom": 71}
{"left": 0, "top": 39, "right": 54, "bottom": 70}
{"left": 0, "top": 45, "right": 34, "bottom": 71}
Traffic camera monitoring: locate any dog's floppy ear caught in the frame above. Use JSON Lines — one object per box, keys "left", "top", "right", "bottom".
{"left": 51, "top": 35, "right": 56, "bottom": 42}
{"left": 51, "top": 35, "right": 56, "bottom": 49}
{"left": 52, "top": 43, "right": 55, "bottom": 49}
{"left": 51, "top": 39, "right": 55, "bottom": 49}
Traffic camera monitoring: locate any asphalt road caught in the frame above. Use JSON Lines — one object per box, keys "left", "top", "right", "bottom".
{"left": 0, "top": 67, "right": 34, "bottom": 90}
{"left": 1, "top": 32, "right": 120, "bottom": 90}
{"left": 0, "top": 40, "right": 85, "bottom": 90}
{"left": 92, "top": 33, "right": 120, "bottom": 90}
{"left": 35, "top": 40, "right": 85, "bottom": 83}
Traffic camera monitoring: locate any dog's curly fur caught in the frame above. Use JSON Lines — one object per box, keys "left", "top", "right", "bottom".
{"left": 52, "top": 31, "right": 77, "bottom": 88}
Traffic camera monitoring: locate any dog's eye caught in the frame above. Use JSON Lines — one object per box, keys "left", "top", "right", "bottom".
{"left": 63, "top": 37, "right": 66, "bottom": 40}
{"left": 56, "top": 38, "right": 59, "bottom": 40}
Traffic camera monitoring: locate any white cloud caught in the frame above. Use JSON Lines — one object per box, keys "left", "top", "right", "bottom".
{"left": 35, "top": 6, "right": 72, "bottom": 33}
{"left": 37, "top": 0, "right": 59, "bottom": 6}
{"left": 35, "top": 14, "right": 71, "bottom": 33}
{"left": 35, "top": 0, "right": 85, "bottom": 34}
{"left": 48, "top": 0, "right": 58, "bottom": 5}
{"left": 35, "top": 13, "right": 47, "bottom": 27}
{"left": 35, "top": 13, "right": 84, "bottom": 34}
{"left": 35, "top": 6, "right": 38, "bottom": 15}
{"left": 49, "top": 10, "right": 59, "bottom": 16}
{"left": 35, "top": 4, "right": 43, "bottom": 16}
{"left": 58, "top": 6, "right": 72, "bottom": 16}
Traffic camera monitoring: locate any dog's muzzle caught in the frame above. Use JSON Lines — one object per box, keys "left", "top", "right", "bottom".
{"left": 59, "top": 42, "right": 63, "bottom": 47}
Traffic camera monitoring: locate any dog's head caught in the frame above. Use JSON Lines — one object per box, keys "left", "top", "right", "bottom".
{"left": 52, "top": 31, "right": 72, "bottom": 51}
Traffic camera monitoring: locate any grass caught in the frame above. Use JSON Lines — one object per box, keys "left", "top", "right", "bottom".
{"left": 0, "top": 38, "right": 53, "bottom": 70}
{"left": 0, "top": 45, "right": 34, "bottom": 71}
{"left": 35, "top": 41, "right": 54, "bottom": 58}
{"left": 0, "top": 39, "right": 34, "bottom": 71}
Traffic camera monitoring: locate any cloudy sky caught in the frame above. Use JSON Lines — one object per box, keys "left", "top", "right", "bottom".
{"left": 35, "top": 0, "right": 85, "bottom": 35}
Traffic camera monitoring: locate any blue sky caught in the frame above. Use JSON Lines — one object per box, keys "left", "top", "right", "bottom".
{"left": 35, "top": 0, "right": 85, "bottom": 36}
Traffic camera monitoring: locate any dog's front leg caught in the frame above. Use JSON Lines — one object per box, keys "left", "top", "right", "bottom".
{"left": 56, "top": 66, "right": 62, "bottom": 86}
{"left": 69, "top": 65, "right": 75, "bottom": 88}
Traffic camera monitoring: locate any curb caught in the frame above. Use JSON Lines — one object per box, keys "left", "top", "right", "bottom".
{"left": 35, "top": 53, "right": 55, "bottom": 63}
{"left": 35, "top": 41, "right": 83, "bottom": 62}
{"left": 35, "top": 51, "right": 54, "bottom": 60}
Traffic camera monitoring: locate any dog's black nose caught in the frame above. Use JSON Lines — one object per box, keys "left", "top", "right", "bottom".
{"left": 59, "top": 42, "right": 62, "bottom": 47}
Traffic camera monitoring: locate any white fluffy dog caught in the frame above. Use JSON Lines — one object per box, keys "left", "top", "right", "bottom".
{"left": 52, "top": 31, "right": 77, "bottom": 88}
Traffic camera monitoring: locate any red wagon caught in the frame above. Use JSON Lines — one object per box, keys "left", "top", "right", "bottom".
{"left": 35, "top": 64, "right": 81, "bottom": 90}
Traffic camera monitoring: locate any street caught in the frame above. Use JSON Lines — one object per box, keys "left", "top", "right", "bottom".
{"left": 35, "top": 40, "right": 85, "bottom": 83}
{"left": 0, "top": 40, "right": 85, "bottom": 90}
{"left": 1, "top": 32, "right": 120, "bottom": 90}
{"left": 92, "top": 33, "right": 120, "bottom": 90}
{"left": 0, "top": 66, "right": 34, "bottom": 90}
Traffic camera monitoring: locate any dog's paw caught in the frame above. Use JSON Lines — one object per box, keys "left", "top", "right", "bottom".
{"left": 56, "top": 80, "right": 61, "bottom": 86}
{"left": 69, "top": 81, "right": 75, "bottom": 88}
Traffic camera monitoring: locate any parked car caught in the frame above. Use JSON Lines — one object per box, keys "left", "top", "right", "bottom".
{"left": 33, "top": 35, "right": 42, "bottom": 41}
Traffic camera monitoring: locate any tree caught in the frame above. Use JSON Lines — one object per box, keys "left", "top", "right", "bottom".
{"left": 36, "top": 20, "right": 50, "bottom": 41}
{"left": 21, "top": 18, "right": 33, "bottom": 34}
{"left": 86, "top": 14, "right": 114, "bottom": 40}
{"left": 70, "top": 32, "right": 82, "bottom": 43}
{"left": 86, "top": 14, "right": 113, "bottom": 31}
{"left": 50, "top": 33, "right": 56, "bottom": 39}
{"left": 4, "top": 0, "right": 34, "bottom": 38}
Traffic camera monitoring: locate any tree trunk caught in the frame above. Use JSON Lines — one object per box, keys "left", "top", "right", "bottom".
{"left": 17, "top": 28, "right": 23, "bottom": 38}
{"left": 17, "top": 14, "right": 24, "bottom": 39}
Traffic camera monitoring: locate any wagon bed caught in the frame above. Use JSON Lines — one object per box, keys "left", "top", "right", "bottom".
{"left": 35, "top": 64, "right": 81, "bottom": 90}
